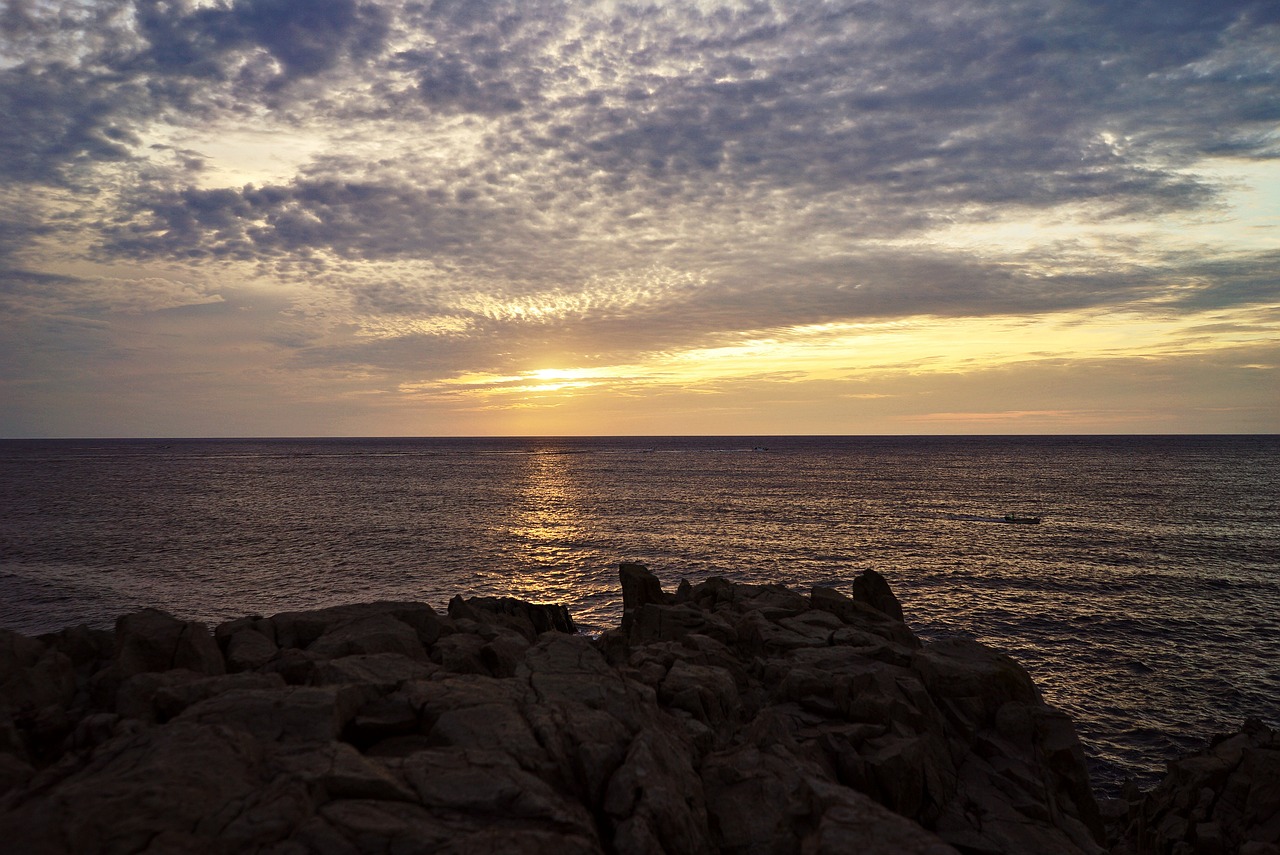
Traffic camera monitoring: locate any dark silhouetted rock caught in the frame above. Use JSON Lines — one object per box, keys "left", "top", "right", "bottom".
{"left": 0, "top": 721, "right": 298, "bottom": 853}
{"left": 38, "top": 624, "right": 113, "bottom": 670}
{"left": 306, "top": 612, "right": 430, "bottom": 662}
{"left": 620, "top": 562, "right": 670, "bottom": 633}
{"left": 0, "top": 630, "right": 76, "bottom": 720}
{"left": 0, "top": 571, "right": 1158, "bottom": 855}
{"left": 849, "top": 567, "right": 906, "bottom": 621}
{"left": 111, "top": 608, "right": 225, "bottom": 678}
{"left": 448, "top": 594, "right": 576, "bottom": 640}
{"left": 1113, "top": 718, "right": 1280, "bottom": 855}
{"left": 267, "top": 601, "right": 443, "bottom": 651}
{"left": 223, "top": 626, "right": 278, "bottom": 672}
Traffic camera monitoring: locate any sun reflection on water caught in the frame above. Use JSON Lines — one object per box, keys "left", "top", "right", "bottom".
{"left": 502, "top": 449, "right": 594, "bottom": 606}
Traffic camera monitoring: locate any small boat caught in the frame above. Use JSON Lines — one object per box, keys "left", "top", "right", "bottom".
{"left": 1003, "top": 513, "right": 1042, "bottom": 524}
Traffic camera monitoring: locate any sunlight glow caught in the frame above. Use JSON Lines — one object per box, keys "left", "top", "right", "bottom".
{"left": 911, "top": 157, "right": 1280, "bottom": 259}
{"left": 408, "top": 304, "right": 1279, "bottom": 418}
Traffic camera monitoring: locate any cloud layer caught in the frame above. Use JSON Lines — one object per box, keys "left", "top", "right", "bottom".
{"left": 2, "top": 0, "right": 1277, "bottom": 434}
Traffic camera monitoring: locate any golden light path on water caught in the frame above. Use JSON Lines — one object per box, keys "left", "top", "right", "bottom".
{"left": 500, "top": 448, "right": 612, "bottom": 612}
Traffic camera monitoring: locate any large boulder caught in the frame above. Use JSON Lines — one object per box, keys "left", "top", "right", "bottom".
{"left": 265, "top": 601, "right": 443, "bottom": 651}
{"left": 849, "top": 568, "right": 907, "bottom": 622}
{"left": 620, "top": 562, "right": 671, "bottom": 633}
{"left": 447, "top": 595, "right": 576, "bottom": 641}
{"left": 110, "top": 608, "right": 225, "bottom": 678}
{"left": 306, "top": 613, "right": 430, "bottom": 662}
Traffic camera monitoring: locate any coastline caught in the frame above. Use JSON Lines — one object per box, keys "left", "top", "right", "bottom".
{"left": 1, "top": 565, "right": 1274, "bottom": 853}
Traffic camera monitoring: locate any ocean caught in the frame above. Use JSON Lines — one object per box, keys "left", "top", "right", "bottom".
{"left": 1, "top": 435, "right": 1276, "bottom": 796}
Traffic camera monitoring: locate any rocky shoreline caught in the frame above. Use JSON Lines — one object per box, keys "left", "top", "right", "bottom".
{"left": 1, "top": 565, "right": 1275, "bottom": 854}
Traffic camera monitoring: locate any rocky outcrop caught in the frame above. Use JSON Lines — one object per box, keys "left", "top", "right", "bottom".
{"left": 447, "top": 594, "right": 577, "bottom": 640}
{"left": 1111, "top": 718, "right": 1279, "bottom": 855}
{"left": 0, "top": 566, "right": 1112, "bottom": 853}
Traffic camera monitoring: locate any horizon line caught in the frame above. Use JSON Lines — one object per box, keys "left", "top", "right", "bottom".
{"left": 3, "top": 432, "right": 1276, "bottom": 441}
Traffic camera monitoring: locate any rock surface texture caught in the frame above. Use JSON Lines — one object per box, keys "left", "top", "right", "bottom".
{"left": 1112, "top": 718, "right": 1280, "bottom": 855}
{"left": 0, "top": 564, "right": 1204, "bottom": 854}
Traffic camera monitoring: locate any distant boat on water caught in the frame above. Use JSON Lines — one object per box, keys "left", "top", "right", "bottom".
{"left": 1003, "top": 513, "right": 1042, "bottom": 524}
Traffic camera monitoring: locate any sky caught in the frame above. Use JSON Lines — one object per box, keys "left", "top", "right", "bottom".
{"left": 1, "top": 0, "right": 1277, "bottom": 437}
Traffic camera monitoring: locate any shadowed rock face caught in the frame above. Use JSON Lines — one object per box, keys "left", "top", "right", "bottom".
{"left": 1110, "top": 718, "right": 1280, "bottom": 855}
{"left": 0, "top": 566, "right": 1128, "bottom": 853}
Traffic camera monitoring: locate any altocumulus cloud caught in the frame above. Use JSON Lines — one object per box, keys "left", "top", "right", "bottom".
{"left": 1, "top": 0, "right": 1278, "bottom": 432}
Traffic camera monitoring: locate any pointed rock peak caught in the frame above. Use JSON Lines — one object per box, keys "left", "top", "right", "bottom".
{"left": 849, "top": 569, "right": 905, "bottom": 622}
{"left": 619, "top": 563, "right": 669, "bottom": 613}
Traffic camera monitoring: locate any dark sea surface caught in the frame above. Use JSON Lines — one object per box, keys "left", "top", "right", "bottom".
{"left": 2, "top": 435, "right": 1277, "bottom": 796}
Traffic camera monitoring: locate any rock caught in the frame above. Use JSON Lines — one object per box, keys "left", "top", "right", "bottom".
{"left": 155, "top": 672, "right": 290, "bottom": 722}
{"left": 268, "top": 602, "right": 442, "bottom": 651}
{"left": 849, "top": 568, "right": 906, "bottom": 622}
{"left": 621, "top": 562, "right": 668, "bottom": 606}
{"left": 911, "top": 637, "right": 1042, "bottom": 727}
{"left": 810, "top": 585, "right": 919, "bottom": 649}
{"left": 627, "top": 602, "right": 737, "bottom": 645}
{"left": 620, "top": 562, "right": 671, "bottom": 633}
{"left": 701, "top": 742, "right": 959, "bottom": 854}
{"left": 37, "top": 624, "right": 113, "bottom": 670}
{"left": 601, "top": 570, "right": 1102, "bottom": 854}
{"left": 659, "top": 660, "right": 742, "bottom": 734}
{"left": 604, "top": 728, "right": 715, "bottom": 855}
{"left": 113, "top": 669, "right": 207, "bottom": 721}
{"left": 291, "top": 798, "right": 453, "bottom": 854}
{"left": 0, "top": 630, "right": 77, "bottom": 717}
{"left": 448, "top": 595, "right": 577, "bottom": 640}
{"left": 403, "top": 746, "right": 596, "bottom": 832}
{"left": 178, "top": 684, "right": 369, "bottom": 743}
{"left": 311, "top": 652, "right": 438, "bottom": 690}
{"left": 111, "top": 608, "right": 225, "bottom": 678}
{"left": 0, "top": 574, "right": 1135, "bottom": 855}
{"left": 274, "top": 740, "right": 417, "bottom": 803}
{"left": 1116, "top": 719, "right": 1280, "bottom": 855}
{"left": 224, "top": 627, "right": 279, "bottom": 672}
{"left": 430, "top": 631, "right": 492, "bottom": 675}
{"left": 0, "top": 721, "right": 304, "bottom": 853}
{"left": 0, "top": 753, "right": 33, "bottom": 796}
{"left": 416, "top": 678, "right": 546, "bottom": 759}
{"left": 306, "top": 613, "right": 428, "bottom": 662}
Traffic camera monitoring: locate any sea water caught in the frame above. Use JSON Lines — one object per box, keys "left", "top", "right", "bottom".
{"left": 2, "top": 435, "right": 1277, "bottom": 795}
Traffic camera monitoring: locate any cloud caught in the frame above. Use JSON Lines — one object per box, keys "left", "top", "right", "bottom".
{"left": 58, "top": 0, "right": 1272, "bottom": 273}
{"left": 2, "top": 0, "right": 1278, "bottom": 435}
{"left": 0, "top": 63, "right": 146, "bottom": 184}
{"left": 127, "top": 0, "right": 391, "bottom": 80}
